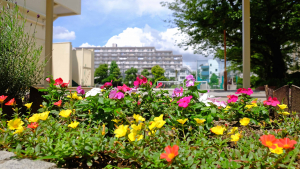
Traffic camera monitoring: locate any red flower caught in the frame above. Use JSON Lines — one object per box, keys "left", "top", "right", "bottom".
{"left": 0, "top": 95, "right": 8, "bottom": 104}
{"left": 160, "top": 145, "right": 179, "bottom": 162}
{"left": 137, "top": 101, "right": 141, "bottom": 105}
{"left": 117, "top": 84, "right": 131, "bottom": 92}
{"left": 100, "top": 80, "right": 113, "bottom": 89}
{"left": 54, "top": 78, "right": 64, "bottom": 85}
{"left": 156, "top": 82, "right": 162, "bottom": 88}
{"left": 27, "top": 122, "right": 38, "bottom": 129}
{"left": 5, "top": 98, "right": 16, "bottom": 106}
{"left": 259, "top": 135, "right": 277, "bottom": 149}
{"left": 61, "top": 81, "right": 70, "bottom": 88}
{"left": 227, "top": 95, "right": 238, "bottom": 103}
{"left": 54, "top": 100, "right": 62, "bottom": 107}
{"left": 263, "top": 96, "right": 280, "bottom": 107}
{"left": 275, "top": 138, "right": 297, "bottom": 149}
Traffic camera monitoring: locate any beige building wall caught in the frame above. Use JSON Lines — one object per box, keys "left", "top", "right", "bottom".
{"left": 53, "top": 42, "right": 72, "bottom": 86}
{"left": 73, "top": 49, "right": 95, "bottom": 87}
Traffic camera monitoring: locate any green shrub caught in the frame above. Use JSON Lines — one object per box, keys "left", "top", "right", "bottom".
{"left": 0, "top": 1, "right": 45, "bottom": 98}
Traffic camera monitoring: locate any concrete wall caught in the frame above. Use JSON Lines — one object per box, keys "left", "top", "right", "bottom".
{"left": 53, "top": 42, "right": 72, "bottom": 86}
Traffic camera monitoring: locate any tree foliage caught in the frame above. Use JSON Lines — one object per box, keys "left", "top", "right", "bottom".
{"left": 141, "top": 69, "right": 150, "bottom": 77}
{"left": 103, "top": 61, "right": 122, "bottom": 86}
{"left": 94, "top": 64, "right": 108, "bottom": 84}
{"left": 151, "top": 65, "right": 167, "bottom": 81}
{"left": 0, "top": 1, "right": 45, "bottom": 98}
{"left": 209, "top": 73, "right": 219, "bottom": 88}
{"left": 124, "top": 67, "right": 138, "bottom": 86}
{"left": 162, "top": 0, "right": 300, "bottom": 79}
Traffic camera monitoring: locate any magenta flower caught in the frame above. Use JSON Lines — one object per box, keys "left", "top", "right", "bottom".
{"left": 77, "top": 86, "right": 85, "bottom": 95}
{"left": 46, "top": 77, "right": 50, "bottom": 83}
{"left": 235, "top": 88, "right": 253, "bottom": 96}
{"left": 185, "top": 75, "right": 195, "bottom": 87}
{"left": 101, "top": 80, "right": 113, "bottom": 89}
{"left": 172, "top": 87, "right": 183, "bottom": 97}
{"left": 54, "top": 78, "right": 63, "bottom": 85}
{"left": 227, "top": 95, "right": 238, "bottom": 103}
{"left": 177, "top": 96, "right": 193, "bottom": 108}
{"left": 117, "top": 84, "right": 131, "bottom": 92}
{"left": 156, "top": 82, "right": 163, "bottom": 88}
{"left": 115, "top": 92, "right": 124, "bottom": 99}
{"left": 263, "top": 96, "right": 280, "bottom": 106}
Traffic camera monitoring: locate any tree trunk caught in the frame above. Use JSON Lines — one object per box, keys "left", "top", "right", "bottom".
{"left": 268, "top": 40, "right": 286, "bottom": 79}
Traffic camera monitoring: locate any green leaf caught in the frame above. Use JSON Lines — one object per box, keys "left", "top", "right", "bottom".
{"left": 98, "top": 97, "right": 104, "bottom": 104}
{"left": 103, "top": 108, "right": 112, "bottom": 112}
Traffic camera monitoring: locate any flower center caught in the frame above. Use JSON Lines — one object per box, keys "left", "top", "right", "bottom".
{"left": 266, "top": 141, "right": 273, "bottom": 147}
{"left": 168, "top": 153, "right": 175, "bottom": 160}
{"left": 283, "top": 144, "right": 290, "bottom": 148}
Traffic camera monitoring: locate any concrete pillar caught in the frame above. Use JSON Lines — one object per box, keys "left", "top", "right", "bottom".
{"left": 243, "top": 0, "right": 250, "bottom": 88}
{"left": 44, "top": 0, "right": 53, "bottom": 87}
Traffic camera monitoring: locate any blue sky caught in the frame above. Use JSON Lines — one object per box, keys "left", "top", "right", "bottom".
{"left": 53, "top": 0, "right": 212, "bottom": 70}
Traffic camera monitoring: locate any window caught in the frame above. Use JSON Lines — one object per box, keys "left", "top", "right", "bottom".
{"left": 215, "top": 69, "right": 218, "bottom": 72}
{"left": 210, "top": 64, "right": 212, "bottom": 66}
{"left": 210, "top": 71, "right": 212, "bottom": 74}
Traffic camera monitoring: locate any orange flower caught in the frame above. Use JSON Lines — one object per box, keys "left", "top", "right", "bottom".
{"left": 160, "top": 145, "right": 179, "bottom": 162}
{"left": 27, "top": 122, "right": 39, "bottom": 129}
{"left": 54, "top": 100, "right": 62, "bottom": 107}
{"left": 0, "top": 95, "right": 8, "bottom": 104}
{"left": 5, "top": 98, "right": 16, "bottom": 106}
{"left": 259, "top": 135, "right": 277, "bottom": 149}
{"left": 275, "top": 138, "right": 297, "bottom": 149}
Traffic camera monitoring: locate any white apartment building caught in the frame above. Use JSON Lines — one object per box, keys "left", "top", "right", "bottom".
{"left": 164, "top": 66, "right": 192, "bottom": 82}
{"left": 75, "top": 44, "right": 183, "bottom": 77}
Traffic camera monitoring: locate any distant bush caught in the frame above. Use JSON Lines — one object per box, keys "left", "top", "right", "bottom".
{"left": 0, "top": 1, "right": 45, "bottom": 98}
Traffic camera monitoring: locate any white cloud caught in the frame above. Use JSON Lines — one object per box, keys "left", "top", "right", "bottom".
{"left": 85, "top": 0, "right": 173, "bottom": 16}
{"left": 80, "top": 43, "right": 100, "bottom": 47}
{"left": 53, "top": 26, "right": 76, "bottom": 40}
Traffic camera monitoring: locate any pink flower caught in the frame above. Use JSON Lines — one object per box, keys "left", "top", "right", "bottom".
{"left": 133, "top": 80, "right": 140, "bottom": 87}
{"left": 156, "top": 82, "right": 163, "bottom": 88}
{"left": 185, "top": 75, "right": 195, "bottom": 87}
{"left": 46, "top": 77, "right": 50, "bottom": 83}
{"left": 54, "top": 100, "right": 62, "bottom": 107}
{"left": 235, "top": 88, "right": 253, "bottom": 96}
{"left": 177, "top": 96, "right": 193, "bottom": 108}
{"left": 54, "top": 78, "right": 63, "bottom": 85}
{"left": 137, "top": 101, "right": 141, "bottom": 105}
{"left": 100, "top": 80, "right": 113, "bottom": 89}
{"left": 77, "top": 86, "right": 85, "bottom": 95}
{"left": 109, "top": 88, "right": 118, "bottom": 99}
{"left": 115, "top": 92, "right": 124, "bottom": 99}
{"left": 141, "top": 76, "right": 148, "bottom": 84}
{"left": 149, "top": 81, "right": 152, "bottom": 87}
{"left": 227, "top": 95, "right": 238, "bottom": 103}
{"left": 117, "top": 84, "right": 131, "bottom": 92}
{"left": 263, "top": 96, "right": 280, "bottom": 107}
{"left": 172, "top": 87, "right": 183, "bottom": 97}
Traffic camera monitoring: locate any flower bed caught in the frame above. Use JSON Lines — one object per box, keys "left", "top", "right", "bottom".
{"left": 0, "top": 75, "right": 299, "bottom": 168}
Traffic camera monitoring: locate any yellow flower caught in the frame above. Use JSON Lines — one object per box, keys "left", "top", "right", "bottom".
{"left": 147, "top": 129, "right": 156, "bottom": 136}
{"left": 102, "top": 124, "right": 106, "bottom": 135}
{"left": 77, "top": 96, "right": 83, "bottom": 100}
{"left": 148, "top": 120, "right": 166, "bottom": 130}
{"left": 131, "top": 124, "right": 143, "bottom": 132}
{"left": 252, "top": 103, "right": 258, "bottom": 107}
{"left": 13, "top": 127, "right": 24, "bottom": 134}
{"left": 231, "top": 133, "right": 241, "bottom": 142}
{"left": 101, "top": 89, "right": 105, "bottom": 92}
{"left": 39, "top": 111, "right": 50, "bottom": 120}
{"left": 210, "top": 125, "right": 226, "bottom": 135}
{"left": 29, "top": 114, "right": 40, "bottom": 122}
{"left": 114, "top": 125, "right": 129, "bottom": 138}
{"left": 245, "top": 104, "right": 254, "bottom": 109}
{"left": 227, "top": 127, "right": 238, "bottom": 135}
{"left": 128, "top": 132, "right": 143, "bottom": 141}
{"left": 224, "top": 106, "right": 231, "bottom": 112}
{"left": 279, "top": 111, "right": 290, "bottom": 116}
{"left": 154, "top": 114, "right": 164, "bottom": 121}
{"left": 68, "top": 121, "right": 79, "bottom": 129}
{"left": 24, "top": 103, "right": 32, "bottom": 109}
{"left": 112, "top": 119, "right": 121, "bottom": 123}
{"left": 7, "top": 118, "right": 24, "bottom": 130}
{"left": 240, "top": 117, "right": 250, "bottom": 126}
{"left": 177, "top": 119, "right": 188, "bottom": 125}
{"left": 270, "top": 144, "right": 283, "bottom": 155}
{"left": 194, "top": 118, "right": 206, "bottom": 125}
{"left": 278, "top": 104, "right": 288, "bottom": 110}
{"left": 59, "top": 109, "right": 72, "bottom": 118}
{"left": 133, "top": 114, "right": 145, "bottom": 122}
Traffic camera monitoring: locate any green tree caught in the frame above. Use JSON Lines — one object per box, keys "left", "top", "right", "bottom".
{"left": 151, "top": 65, "right": 167, "bottom": 81}
{"left": 162, "top": 0, "right": 300, "bottom": 79}
{"left": 124, "top": 67, "right": 138, "bottom": 86}
{"left": 141, "top": 69, "right": 150, "bottom": 77}
{"left": 103, "top": 61, "right": 122, "bottom": 86}
{"left": 208, "top": 73, "right": 219, "bottom": 89}
{"left": 94, "top": 64, "right": 108, "bottom": 84}
{"left": 191, "top": 71, "right": 196, "bottom": 79}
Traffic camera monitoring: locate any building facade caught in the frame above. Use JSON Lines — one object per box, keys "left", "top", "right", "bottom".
{"left": 164, "top": 66, "right": 192, "bottom": 82}
{"left": 197, "top": 59, "right": 220, "bottom": 82}
{"left": 75, "top": 44, "right": 183, "bottom": 77}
